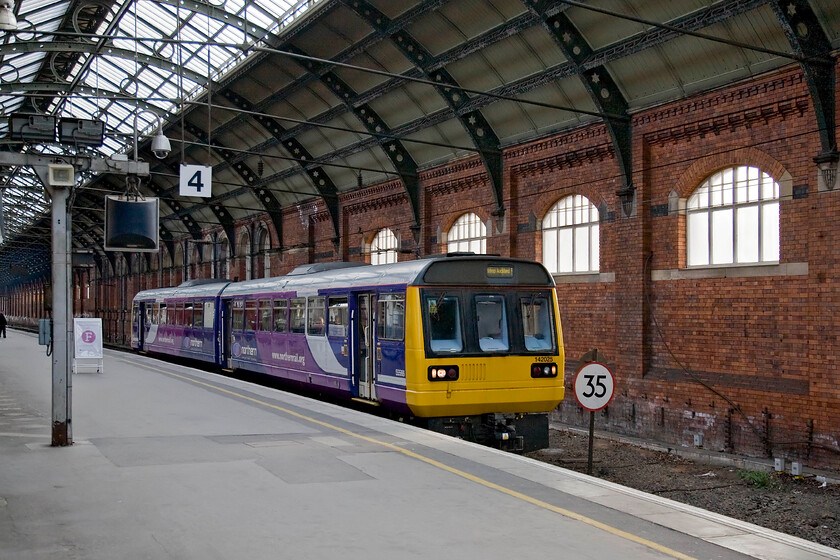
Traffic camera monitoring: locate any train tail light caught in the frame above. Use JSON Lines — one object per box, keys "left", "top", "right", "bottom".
{"left": 531, "top": 362, "right": 558, "bottom": 378}
{"left": 428, "top": 366, "right": 459, "bottom": 381}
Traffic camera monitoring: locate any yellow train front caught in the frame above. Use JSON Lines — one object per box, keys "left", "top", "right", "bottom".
{"left": 399, "top": 256, "right": 565, "bottom": 451}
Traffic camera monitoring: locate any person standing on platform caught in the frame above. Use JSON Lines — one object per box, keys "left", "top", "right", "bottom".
{"left": 0, "top": 312, "right": 6, "bottom": 338}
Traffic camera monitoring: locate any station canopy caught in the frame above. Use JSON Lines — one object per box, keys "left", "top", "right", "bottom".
{"left": 0, "top": 0, "right": 837, "bottom": 286}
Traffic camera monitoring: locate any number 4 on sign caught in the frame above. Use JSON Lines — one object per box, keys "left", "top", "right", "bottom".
{"left": 180, "top": 164, "right": 212, "bottom": 198}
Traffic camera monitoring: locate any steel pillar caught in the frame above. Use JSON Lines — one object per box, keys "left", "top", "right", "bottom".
{"left": 49, "top": 184, "right": 73, "bottom": 446}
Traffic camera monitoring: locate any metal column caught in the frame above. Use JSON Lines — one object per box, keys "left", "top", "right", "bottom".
{"left": 50, "top": 184, "right": 73, "bottom": 446}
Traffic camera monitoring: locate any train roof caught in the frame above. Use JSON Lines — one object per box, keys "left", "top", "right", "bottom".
{"left": 132, "top": 256, "right": 554, "bottom": 303}
{"left": 133, "top": 280, "right": 231, "bottom": 301}
{"left": 220, "top": 255, "right": 554, "bottom": 297}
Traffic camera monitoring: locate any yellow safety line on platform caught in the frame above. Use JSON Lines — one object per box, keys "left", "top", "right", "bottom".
{"left": 119, "top": 358, "right": 697, "bottom": 560}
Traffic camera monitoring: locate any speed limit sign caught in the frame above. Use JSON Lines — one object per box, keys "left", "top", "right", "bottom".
{"left": 574, "top": 362, "right": 615, "bottom": 411}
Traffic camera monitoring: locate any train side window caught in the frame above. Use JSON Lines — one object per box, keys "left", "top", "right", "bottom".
{"left": 273, "top": 299, "right": 288, "bottom": 333}
{"left": 175, "top": 302, "right": 184, "bottom": 326}
{"left": 160, "top": 304, "right": 167, "bottom": 325}
{"left": 244, "top": 301, "right": 257, "bottom": 331}
{"left": 521, "top": 296, "right": 554, "bottom": 351}
{"left": 193, "top": 301, "right": 203, "bottom": 328}
{"left": 426, "top": 295, "right": 462, "bottom": 352}
{"left": 184, "top": 302, "right": 194, "bottom": 328}
{"left": 203, "top": 301, "right": 214, "bottom": 329}
{"left": 378, "top": 294, "right": 405, "bottom": 341}
{"left": 328, "top": 297, "right": 348, "bottom": 338}
{"left": 475, "top": 295, "right": 509, "bottom": 352}
{"left": 232, "top": 301, "right": 244, "bottom": 330}
{"left": 308, "top": 296, "right": 326, "bottom": 336}
{"left": 289, "top": 298, "right": 306, "bottom": 333}
{"left": 258, "top": 299, "right": 272, "bottom": 331}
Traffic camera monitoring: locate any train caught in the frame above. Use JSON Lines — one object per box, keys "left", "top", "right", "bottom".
{"left": 131, "top": 254, "right": 565, "bottom": 451}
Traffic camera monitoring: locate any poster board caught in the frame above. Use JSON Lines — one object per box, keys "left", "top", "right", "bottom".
{"left": 73, "top": 318, "right": 104, "bottom": 374}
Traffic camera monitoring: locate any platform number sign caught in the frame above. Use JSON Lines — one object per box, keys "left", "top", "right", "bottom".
{"left": 574, "top": 362, "right": 615, "bottom": 412}
{"left": 179, "top": 164, "right": 212, "bottom": 198}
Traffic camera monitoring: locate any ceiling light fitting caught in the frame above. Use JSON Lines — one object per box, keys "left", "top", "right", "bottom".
{"left": 0, "top": 0, "right": 17, "bottom": 31}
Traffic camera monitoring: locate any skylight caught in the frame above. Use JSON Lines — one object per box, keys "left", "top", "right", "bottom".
{"left": 0, "top": 0, "right": 321, "bottom": 243}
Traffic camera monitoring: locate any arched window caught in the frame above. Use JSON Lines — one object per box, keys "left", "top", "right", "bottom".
{"left": 370, "top": 228, "right": 398, "bottom": 265}
{"left": 217, "top": 235, "right": 230, "bottom": 280}
{"left": 687, "top": 166, "right": 780, "bottom": 267}
{"left": 238, "top": 230, "right": 251, "bottom": 281}
{"left": 161, "top": 245, "right": 173, "bottom": 286}
{"left": 256, "top": 226, "right": 271, "bottom": 278}
{"left": 542, "top": 195, "right": 599, "bottom": 274}
{"left": 447, "top": 212, "right": 486, "bottom": 254}
{"left": 173, "top": 243, "right": 184, "bottom": 285}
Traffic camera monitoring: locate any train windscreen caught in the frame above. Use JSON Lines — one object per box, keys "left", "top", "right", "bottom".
{"left": 422, "top": 289, "right": 556, "bottom": 356}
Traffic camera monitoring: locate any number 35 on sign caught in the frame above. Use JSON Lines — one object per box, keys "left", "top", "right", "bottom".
{"left": 180, "top": 164, "right": 212, "bottom": 198}
{"left": 573, "top": 362, "right": 615, "bottom": 412}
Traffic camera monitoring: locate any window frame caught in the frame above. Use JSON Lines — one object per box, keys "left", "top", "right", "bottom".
{"left": 370, "top": 228, "right": 398, "bottom": 265}
{"left": 447, "top": 212, "right": 487, "bottom": 254}
{"left": 192, "top": 300, "right": 204, "bottom": 328}
{"left": 542, "top": 194, "right": 600, "bottom": 274}
{"left": 307, "top": 296, "right": 326, "bottom": 336}
{"left": 474, "top": 294, "right": 510, "bottom": 353}
{"left": 289, "top": 298, "right": 306, "bottom": 334}
{"left": 686, "top": 166, "right": 780, "bottom": 268}
{"left": 258, "top": 299, "right": 272, "bottom": 332}
{"left": 273, "top": 299, "right": 288, "bottom": 333}
{"left": 232, "top": 300, "right": 244, "bottom": 331}
{"left": 423, "top": 292, "right": 464, "bottom": 353}
{"left": 244, "top": 300, "right": 258, "bottom": 332}
{"left": 377, "top": 293, "right": 405, "bottom": 341}
{"left": 327, "top": 296, "right": 349, "bottom": 338}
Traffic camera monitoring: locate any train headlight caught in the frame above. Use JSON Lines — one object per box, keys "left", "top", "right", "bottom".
{"left": 428, "top": 365, "right": 459, "bottom": 381}
{"left": 531, "top": 362, "right": 558, "bottom": 378}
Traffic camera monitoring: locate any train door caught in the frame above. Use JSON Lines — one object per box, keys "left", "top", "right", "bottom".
{"left": 222, "top": 299, "right": 233, "bottom": 369}
{"left": 132, "top": 302, "right": 144, "bottom": 349}
{"left": 355, "top": 294, "right": 376, "bottom": 400}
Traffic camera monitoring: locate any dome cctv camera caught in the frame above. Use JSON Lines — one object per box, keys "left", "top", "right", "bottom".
{"left": 151, "top": 133, "right": 171, "bottom": 159}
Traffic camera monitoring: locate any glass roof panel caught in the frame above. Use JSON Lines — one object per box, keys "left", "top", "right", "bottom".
{"left": 1, "top": 0, "right": 323, "bottom": 247}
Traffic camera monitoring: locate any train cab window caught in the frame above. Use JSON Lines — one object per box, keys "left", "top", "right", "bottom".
{"left": 521, "top": 296, "right": 554, "bottom": 351}
{"left": 426, "top": 295, "right": 463, "bottom": 353}
{"left": 273, "top": 299, "right": 288, "bottom": 333}
{"left": 203, "top": 301, "right": 214, "bottom": 329}
{"left": 308, "top": 296, "right": 326, "bottom": 336}
{"left": 232, "top": 301, "right": 244, "bottom": 330}
{"left": 244, "top": 301, "right": 258, "bottom": 331}
{"left": 378, "top": 294, "right": 405, "bottom": 340}
{"left": 328, "top": 297, "right": 348, "bottom": 338}
{"left": 290, "top": 298, "right": 306, "bottom": 333}
{"left": 259, "top": 299, "right": 272, "bottom": 331}
{"left": 475, "top": 295, "right": 509, "bottom": 352}
{"left": 193, "top": 301, "right": 203, "bottom": 328}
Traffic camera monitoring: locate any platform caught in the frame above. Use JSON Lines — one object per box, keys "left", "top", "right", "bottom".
{"left": 1, "top": 329, "right": 837, "bottom": 560}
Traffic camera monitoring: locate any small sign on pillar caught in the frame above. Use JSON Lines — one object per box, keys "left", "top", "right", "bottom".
{"left": 73, "top": 318, "right": 103, "bottom": 374}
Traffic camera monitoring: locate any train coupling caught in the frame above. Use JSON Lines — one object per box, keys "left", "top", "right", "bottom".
{"left": 488, "top": 414, "right": 524, "bottom": 452}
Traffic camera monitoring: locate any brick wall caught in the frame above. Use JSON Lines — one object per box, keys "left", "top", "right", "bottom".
{"left": 50, "top": 60, "right": 840, "bottom": 468}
